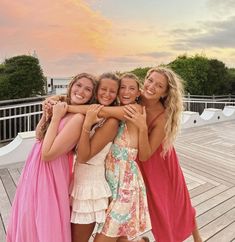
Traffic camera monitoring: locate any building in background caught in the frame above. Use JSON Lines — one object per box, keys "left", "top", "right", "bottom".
{"left": 46, "top": 77, "right": 71, "bottom": 95}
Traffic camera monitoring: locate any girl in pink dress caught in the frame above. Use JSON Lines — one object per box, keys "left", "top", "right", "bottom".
{"left": 123, "top": 67, "right": 202, "bottom": 242}
{"left": 6, "top": 73, "right": 97, "bottom": 242}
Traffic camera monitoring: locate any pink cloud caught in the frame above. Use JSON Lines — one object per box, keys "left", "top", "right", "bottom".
{"left": 0, "top": 0, "right": 112, "bottom": 73}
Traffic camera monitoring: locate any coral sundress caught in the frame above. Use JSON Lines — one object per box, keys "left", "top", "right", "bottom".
{"left": 137, "top": 112, "right": 196, "bottom": 242}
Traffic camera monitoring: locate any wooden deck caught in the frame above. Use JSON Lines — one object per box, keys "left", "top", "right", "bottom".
{"left": 0, "top": 120, "right": 235, "bottom": 242}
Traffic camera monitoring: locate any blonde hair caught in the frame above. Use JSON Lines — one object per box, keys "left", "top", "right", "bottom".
{"left": 146, "top": 66, "right": 184, "bottom": 155}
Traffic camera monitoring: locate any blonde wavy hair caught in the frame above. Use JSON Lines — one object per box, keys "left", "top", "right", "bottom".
{"left": 146, "top": 66, "right": 184, "bottom": 155}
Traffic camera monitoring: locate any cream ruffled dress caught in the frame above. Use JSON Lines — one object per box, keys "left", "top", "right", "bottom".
{"left": 70, "top": 120, "right": 112, "bottom": 224}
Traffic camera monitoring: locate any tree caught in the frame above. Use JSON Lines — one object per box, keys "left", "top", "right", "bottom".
{"left": 168, "top": 54, "right": 235, "bottom": 95}
{"left": 0, "top": 55, "right": 46, "bottom": 100}
{"left": 169, "top": 55, "right": 209, "bottom": 95}
{"left": 131, "top": 67, "right": 151, "bottom": 84}
{"left": 227, "top": 68, "right": 235, "bottom": 94}
{"left": 206, "top": 59, "right": 229, "bottom": 95}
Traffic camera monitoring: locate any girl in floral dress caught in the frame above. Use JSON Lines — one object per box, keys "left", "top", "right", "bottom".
{"left": 95, "top": 73, "right": 151, "bottom": 242}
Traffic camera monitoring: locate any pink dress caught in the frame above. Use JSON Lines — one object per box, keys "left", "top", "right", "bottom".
{"left": 137, "top": 113, "right": 196, "bottom": 242}
{"left": 6, "top": 116, "right": 74, "bottom": 242}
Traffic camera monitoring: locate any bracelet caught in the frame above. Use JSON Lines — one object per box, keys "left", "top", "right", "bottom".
{"left": 83, "top": 127, "right": 91, "bottom": 134}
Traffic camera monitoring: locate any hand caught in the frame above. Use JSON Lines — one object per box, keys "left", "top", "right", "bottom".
{"left": 42, "top": 98, "right": 59, "bottom": 120}
{"left": 83, "top": 104, "right": 104, "bottom": 130}
{"left": 51, "top": 102, "right": 68, "bottom": 121}
{"left": 124, "top": 104, "right": 148, "bottom": 131}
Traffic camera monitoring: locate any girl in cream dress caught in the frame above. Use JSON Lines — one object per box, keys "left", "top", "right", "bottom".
{"left": 70, "top": 73, "right": 120, "bottom": 242}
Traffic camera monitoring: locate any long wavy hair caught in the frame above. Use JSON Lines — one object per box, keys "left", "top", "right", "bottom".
{"left": 146, "top": 66, "right": 184, "bottom": 155}
{"left": 39, "top": 73, "right": 97, "bottom": 140}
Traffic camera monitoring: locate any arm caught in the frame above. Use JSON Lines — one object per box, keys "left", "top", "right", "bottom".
{"left": 67, "top": 105, "right": 90, "bottom": 115}
{"left": 124, "top": 105, "right": 166, "bottom": 161}
{"left": 77, "top": 106, "right": 118, "bottom": 163}
{"left": 99, "top": 103, "right": 142, "bottom": 120}
{"left": 41, "top": 103, "right": 84, "bottom": 161}
{"left": 68, "top": 104, "right": 142, "bottom": 121}
{"left": 68, "top": 104, "right": 126, "bottom": 119}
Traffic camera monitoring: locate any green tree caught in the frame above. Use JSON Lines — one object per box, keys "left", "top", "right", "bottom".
{"left": 169, "top": 55, "right": 209, "bottom": 95}
{"left": 131, "top": 67, "right": 150, "bottom": 84}
{"left": 227, "top": 68, "right": 235, "bottom": 94}
{"left": 206, "top": 59, "right": 229, "bottom": 95}
{"left": 0, "top": 55, "right": 45, "bottom": 100}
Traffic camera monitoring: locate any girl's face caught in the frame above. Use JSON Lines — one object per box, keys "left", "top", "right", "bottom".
{"left": 70, "top": 77, "right": 94, "bottom": 105}
{"left": 97, "top": 78, "right": 119, "bottom": 106}
{"left": 118, "top": 77, "right": 140, "bottom": 105}
{"left": 143, "top": 71, "right": 168, "bottom": 100}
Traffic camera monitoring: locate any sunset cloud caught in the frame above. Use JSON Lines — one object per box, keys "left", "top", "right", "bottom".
{"left": 0, "top": 0, "right": 112, "bottom": 74}
{"left": 1, "top": 0, "right": 234, "bottom": 76}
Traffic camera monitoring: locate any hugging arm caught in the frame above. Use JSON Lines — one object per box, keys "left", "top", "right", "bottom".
{"left": 77, "top": 105, "right": 119, "bottom": 163}
{"left": 68, "top": 103, "right": 142, "bottom": 121}
{"left": 42, "top": 103, "right": 84, "bottom": 161}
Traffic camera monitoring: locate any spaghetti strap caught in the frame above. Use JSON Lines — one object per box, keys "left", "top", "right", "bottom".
{"left": 148, "top": 110, "right": 165, "bottom": 132}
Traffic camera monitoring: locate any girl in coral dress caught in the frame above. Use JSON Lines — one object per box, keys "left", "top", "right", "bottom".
{"left": 123, "top": 67, "right": 202, "bottom": 242}
{"left": 6, "top": 73, "right": 96, "bottom": 242}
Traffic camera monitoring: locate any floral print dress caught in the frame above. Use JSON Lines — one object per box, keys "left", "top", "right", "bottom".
{"left": 100, "top": 121, "right": 151, "bottom": 240}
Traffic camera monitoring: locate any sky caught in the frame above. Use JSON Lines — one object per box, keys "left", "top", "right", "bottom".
{"left": 1, "top": 0, "right": 235, "bottom": 77}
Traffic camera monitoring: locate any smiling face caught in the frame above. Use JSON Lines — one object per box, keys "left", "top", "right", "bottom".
{"left": 143, "top": 71, "right": 168, "bottom": 100}
{"left": 96, "top": 78, "right": 119, "bottom": 106}
{"left": 69, "top": 77, "right": 95, "bottom": 105}
{"left": 118, "top": 77, "right": 140, "bottom": 105}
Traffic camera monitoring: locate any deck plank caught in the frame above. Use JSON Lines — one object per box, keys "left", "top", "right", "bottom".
{"left": 206, "top": 221, "right": 235, "bottom": 242}
{"left": 198, "top": 207, "right": 235, "bottom": 241}
{"left": 196, "top": 196, "right": 235, "bottom": 228}
{"left": 8, "top": 168, "right": 21, "bottom": 187}
{"left": 189, "top": 182, "right": 215, "bottom": 198}
{"left": 0, "top": 169, "right": 17, "bottom": 204}
{"left": 0, "top": 178, "right": 11, "bottom": 234}
{"left": 0, "top": 214, "right": 6, "bottom": 242}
